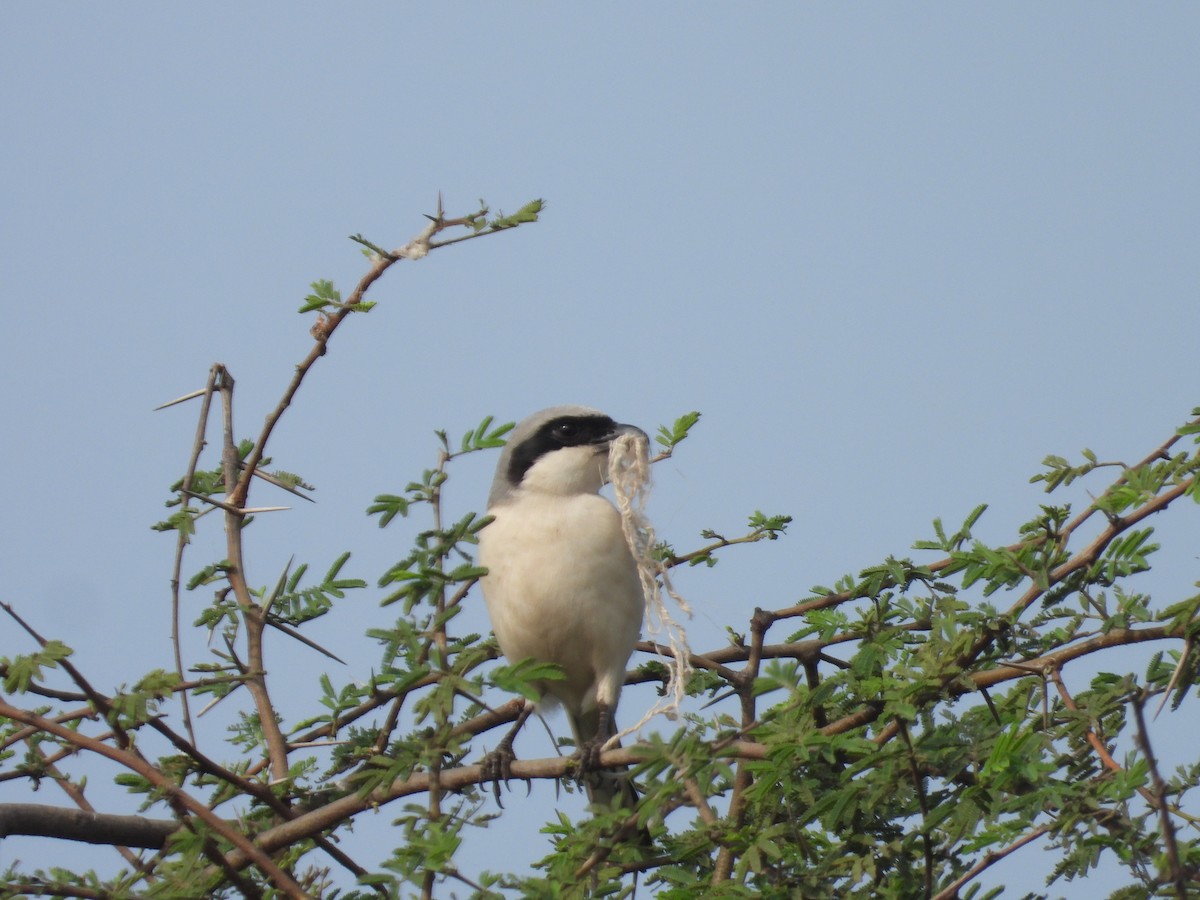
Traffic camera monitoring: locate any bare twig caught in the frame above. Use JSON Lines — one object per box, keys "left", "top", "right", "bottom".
{"left": 167, "top": 365, "right": 221, "bottom": 747}
{"left": 1132, "top": 693, "right": 1190, "bottom": 899}
{"left": 930, "top": 824, "right": 1051, "bottom": 900}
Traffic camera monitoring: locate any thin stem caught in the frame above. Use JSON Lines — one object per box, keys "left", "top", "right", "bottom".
{"left": 930, "top": 825, "right": 1050, "bottom": 900}
{"left": 214, "top": 369, "right": 291, "bottom": 783}
{"left": 169, "top": 364, "right": 220, "bottom": 748}
{"left": 1131, "top": 693, "right": 1189, "bottom": 899}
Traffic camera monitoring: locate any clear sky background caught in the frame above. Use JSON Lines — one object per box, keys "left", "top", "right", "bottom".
{"left": 2, "top": 5, "right": 1198, "bottom": 897}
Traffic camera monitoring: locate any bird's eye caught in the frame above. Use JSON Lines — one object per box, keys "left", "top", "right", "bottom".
{"left": 553, "top": 422, "right": 578, "bottom": 439}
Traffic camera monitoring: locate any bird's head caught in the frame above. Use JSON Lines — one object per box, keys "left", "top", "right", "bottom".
{"left": 488, "top": 405, "right": 647, "bottom": 508}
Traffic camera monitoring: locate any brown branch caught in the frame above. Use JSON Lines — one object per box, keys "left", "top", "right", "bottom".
{"left": 0, "top": 698, "right": 309, "bottom": 898}
{"left": 769, "top": 416, "right": 1198, "bottom": 627}
{"left": 230, "top": 208, "right": 492, "bottom": 508}
{"left": 168, "top": 365, "right": 222, "bottom": 749}
{"left": 211, "top": 369, "right": 291, "bottom": 785}
{"left": 662, "top": 530, "right": 777, "bottom": 569}
{"left": 1132, "top": 693, "right": 1190, "bottom": 899}
{"left": 25, "top": 741, "right": 153, "bottom": 875}
{"left": 1045, "top": 665, "right": 1157, "bottom": 807}
{"left": 930, "top": 824, "right": 1051, "bottom": 900}
{"left": 196, "top": 207, "right": 527, "bottom": 787}
{"left": 232, "top": 740, "right": 767, "bottom": 874}
{"left": 5, "top": 882, "right": 134, "bottom": 899}
{"left": 1, "top": 602, "right": 135, "bottom": 752}
{"left": 712, "top": 608, "right": 770, "bottom": 886}
{"left": 0, "top": 802, "right": 180, "bottom": 849}
{"left": 0, "top": 706, "right": 97, "bottom": 756}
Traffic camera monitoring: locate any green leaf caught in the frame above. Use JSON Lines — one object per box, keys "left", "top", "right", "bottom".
{"left": 299, "top": 278, "right": 343, "bottom": 313}
{"left": 488, "top": 198, "right": 544, "bottom": 230}
{"left": 656, "top": 411, "right": 701, "bottom": 451}
{"left": 368, "top": 494, "right": 411, "bottom": 527}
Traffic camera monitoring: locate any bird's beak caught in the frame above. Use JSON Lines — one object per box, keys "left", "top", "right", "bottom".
{"left": 606, "top": 422, "right": 648, "bottom": 444}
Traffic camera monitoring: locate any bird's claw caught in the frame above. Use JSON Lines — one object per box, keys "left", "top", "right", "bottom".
{"left": 481, "top": 742, "right": 525, "bottom": 806}
{"left": 568, "top": 737, "right": 608, "bottom": 794}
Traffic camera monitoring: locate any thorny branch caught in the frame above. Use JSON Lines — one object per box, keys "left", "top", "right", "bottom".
{"left": 0, "top": 203, "right": 540, "bottom": 895}
{"left": 1, "top": 194, "right": 1196, "bottom": 895}
{"left": 1132, "top": 693, "right": 1193, "bottom": 898}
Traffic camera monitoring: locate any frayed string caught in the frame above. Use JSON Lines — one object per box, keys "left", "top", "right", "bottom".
{"left": 608, "top": 432, "right": 693, "bottom": 745}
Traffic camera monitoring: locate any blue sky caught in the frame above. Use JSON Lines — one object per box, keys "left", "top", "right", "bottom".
{"left": 2, "top": 5, "right": 1198, "bottom": 896}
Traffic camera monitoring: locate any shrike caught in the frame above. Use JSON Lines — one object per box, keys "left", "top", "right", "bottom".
{"left": 479, "top": 405, "right": 647, "bottom": 808}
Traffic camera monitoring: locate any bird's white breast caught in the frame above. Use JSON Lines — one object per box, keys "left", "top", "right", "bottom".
{"left": 478, "top": 491, "right": 645, "bottom": 715}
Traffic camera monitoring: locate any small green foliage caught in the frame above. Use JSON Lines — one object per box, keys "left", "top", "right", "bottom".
{"left": 747, "top": 510, "right": 790, "bottom": 538}
{"left": 656, "top": 411, "right": 702, "bottom": 452}
{"left": 1, "top": 641, "right": 73, "bottom": 693}
{"left": 266, "top": 552, "right": 367, "bottom": 626}
{"left": 913, "top": 503, "right": 988, "bottom": 552}
{"left": 459, "top": 415, "right": 514, "bottom": 452}
{"left": 267, "top": 469, "right": 315, "bottom": 492}
{"left": 299, "top": 278, "right": 343, "bottom": 314}
{"left": 489, "top": 658, "right": 565, "bottom": 703}
{"left": 186, "top": 559, "right": 233, "bottom": 591}
{"left": 1031, "top": 451, "right": 1110, "bottom": 492}
{"left": 109, "top": 670, "right": 182, "bottom": 728}
{"left": 484, "top": 198, "right": 544, "bottom": 231}
{"left": 150, "top": 506, "right": 199, "bottom": 536}
{"left": 377, "top": 513, "right": 488, "bottom": 609}
{"left": 367, "top": 492, "right": 410, "bottom": 527}
{"left": 1177, "top": 407, "right": 1200, "bottom": 440}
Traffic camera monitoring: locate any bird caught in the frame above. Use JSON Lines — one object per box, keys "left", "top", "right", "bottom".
{"left": 478, "top": 405, "right": 647, "bottom": 809}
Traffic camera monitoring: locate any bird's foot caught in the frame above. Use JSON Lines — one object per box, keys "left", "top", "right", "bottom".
{"left": 480, "top": 702, "right": 535, "bottom": 806}
{"left": 481, "top": 740, "right": 521, "bottom": 806}
{"left": 572, "top": 736, "right": 605, "bottom": 776}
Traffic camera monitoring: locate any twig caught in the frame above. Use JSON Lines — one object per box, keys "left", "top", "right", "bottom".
{"left": 1, "top": 602, "right": 134, "bottom": 751}
{"left": 930, "top": 824, "right": 1050, "bottom": 900}
{"left": 1131, "top": 693, "right": 1190, "bottom": 899}
{"left": 0, "top": 698, "right": 310, "bottom": 898}
{"left": 212, "top": 370, "right": 291, "bottom": 784}
{"left": 712, "top": 608, "right": 770, "bottom": 885}
{"left": 24, "top": 741, "right": 154, "bottom": 875}
{"left": 167, "top": 365, "right": 221, "bottom": 748}
{"left": 230, "top": 204, "right": 499, "bottom": 507}
{"left": 897, "top": 721, "right": 934, "bottom": 897}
